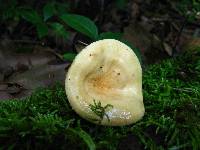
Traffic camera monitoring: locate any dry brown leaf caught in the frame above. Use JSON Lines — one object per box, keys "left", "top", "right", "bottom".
{"left": 8, "top": 63, "right": 69, "bottom": 90}
{"left": 0, "top": 92, "right": 13, "bottom": 100}
{"left": 163, "top": 42, "right": 173, "bottom": 56}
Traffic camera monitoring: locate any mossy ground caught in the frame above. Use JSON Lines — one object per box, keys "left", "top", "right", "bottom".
{"left": 0, "top": 50, "right": 199, "bottom": 150}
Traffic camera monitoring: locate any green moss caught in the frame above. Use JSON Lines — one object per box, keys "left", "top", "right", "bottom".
{"left": 0, "top": 50, "right": 199, "bottom": 150}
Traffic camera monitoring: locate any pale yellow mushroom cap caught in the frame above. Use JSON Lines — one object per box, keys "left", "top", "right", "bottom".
{"left": 65, "top": 39, "right": 145, "bottom": 126}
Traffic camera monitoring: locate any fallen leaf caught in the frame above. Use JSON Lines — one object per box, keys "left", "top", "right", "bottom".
{"left": 123, "top": 23, "right": 152, "bottom": 55}
{"left": 0, "top": 46, "right": 70, "bottom": 99}
{"left": 0, "top": 92, "right": 13, "bottom": 100}
{"left": 123, "top": 22, "right": 169, "bottom": 64}
{"left": 0, "top": 73, "right": 4, "bottom": 81}
{"left": 163, "top": 42, "right": 173, "bottom": 56}
{"left": 0, "top": 83, "right": 8, "bottom": 90}
{"left": 7, "top": 83, "right": 22, "bottom": 94}
{"left": 8, "top": 63, "right": 69, "bottom": 90}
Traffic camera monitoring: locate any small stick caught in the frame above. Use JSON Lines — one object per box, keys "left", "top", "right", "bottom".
{"left": 77, "top": 40, "right": 88, "bottom": 46}
{"left": 172, "top": 17, "right": 187, "bottom": 56}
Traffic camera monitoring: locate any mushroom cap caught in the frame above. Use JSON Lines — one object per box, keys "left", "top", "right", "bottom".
{"left": 65, "top": 39, "right": 144, "bottom": 126}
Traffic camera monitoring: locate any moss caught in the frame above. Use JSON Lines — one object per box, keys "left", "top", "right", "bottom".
{"left": 0, "top": 50, "right": 199, "bottom": 150}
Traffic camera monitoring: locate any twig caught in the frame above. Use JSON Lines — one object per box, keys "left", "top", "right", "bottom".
{"left": 172, "top": 17, "right": 187, "bottom": 56}
{"left": 99, "top": 0, "right": 104, "bottom": 25}
{"left": 172, "top": 87, "right": 196, "bottom": 93}
{"left": 43, "top": 49, "right": 64, "bottom": 61}
{"left": 77, "top": 40, "right": 88, "bottom": 46}
{"left": 0, "top": 39, "right": 44, "bottom": 45}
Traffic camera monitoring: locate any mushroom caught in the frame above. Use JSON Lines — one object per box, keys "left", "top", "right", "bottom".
{"left": 65, "top": 39, "right": 144, "bottom": 126}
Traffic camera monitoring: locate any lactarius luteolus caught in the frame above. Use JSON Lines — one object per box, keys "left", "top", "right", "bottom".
{"left": 65, "top": 39, "right": 144, "bottom": 126}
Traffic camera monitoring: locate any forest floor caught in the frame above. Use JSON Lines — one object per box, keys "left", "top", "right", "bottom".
{"left": 0, "top": 50, "right": 199, "bottom": 149}
{"left": 0, "top": 0, "right": 200, "bottom": 149}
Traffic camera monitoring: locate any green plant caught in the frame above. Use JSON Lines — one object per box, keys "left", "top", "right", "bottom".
{"left": 19, "top": 2, "right": 70, "bottom": 39}
{"left": 59, "top": 13, "right": 141, "bottom": 62}
{"left": 89, "top": 100, "right": 113, "bottom": 124}
{"left": 0, "top": 0, "right": 141, "bottom": 62}
{"left": 67, "top": 126, "right": 96, "bottom": 150}
{"left": 177, "top": 0, "right": 200, "bottom": 22}
{"left": 0, "top": 0, "right": 18, "bottom": 21}
{"left": 115, "top": 0, "right": 128, "bottom": 10}
{"left": 60, "top": 14, "right": 98, "bottom": 40}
